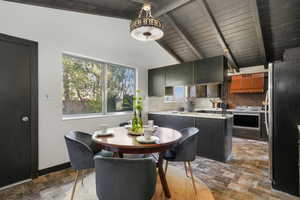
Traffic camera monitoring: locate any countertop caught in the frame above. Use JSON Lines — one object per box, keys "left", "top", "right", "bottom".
{"left": 195, "top": 108, "right": 265, "bottom": 114}
{"left": 148, "top": 111, "right": 233, "bottom": 119}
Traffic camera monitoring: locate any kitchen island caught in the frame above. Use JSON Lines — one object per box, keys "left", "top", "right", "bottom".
{"left": 148, "top": 111, "right": 233, "bottom": 162}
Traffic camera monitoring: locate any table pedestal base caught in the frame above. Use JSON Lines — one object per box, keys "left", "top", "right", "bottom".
{"left": 158, "top": 153, "right": 171, "bottom": 198}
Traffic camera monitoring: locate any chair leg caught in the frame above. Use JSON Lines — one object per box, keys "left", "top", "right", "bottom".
{"left": 81, "top": 172, "right": 85, "bottom": 186}
{"left": 70, "top": 170, "right": 80, "bottom": 200}
{"left": 187, "top": 162, "right": 197, "bottom": 194}
{"left": 164, "top": 160, "right": 169, "bottom": 174}
{"left": 184, "top": 162, "right": 189, "bottom": 177}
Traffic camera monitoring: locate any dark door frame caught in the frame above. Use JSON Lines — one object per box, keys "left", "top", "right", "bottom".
{"left": 0, "top": 33, "right": 38, "bottom": 179}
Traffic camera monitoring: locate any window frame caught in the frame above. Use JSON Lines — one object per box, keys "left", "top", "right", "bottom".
{"left": 62, "top": 53, "right": 137, "bottom": 119}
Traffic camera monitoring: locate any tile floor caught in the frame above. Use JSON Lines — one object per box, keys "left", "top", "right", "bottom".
{"left": 1, "top": 138, "right": 300, "bottom": 200}
{"left": 189, "top": 138, "right": 300, "bottom": 200}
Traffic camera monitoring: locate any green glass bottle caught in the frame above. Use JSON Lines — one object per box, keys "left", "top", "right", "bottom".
{"left": 138, "top": 111, "right": 143, "bottom": 130}
{"left": 132, "top": 111, "right": 138, "bottom": 132}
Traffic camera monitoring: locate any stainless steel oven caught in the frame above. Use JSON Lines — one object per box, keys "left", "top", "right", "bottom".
{"left": 233, "top": 112, "right": 260, "bottom": 130}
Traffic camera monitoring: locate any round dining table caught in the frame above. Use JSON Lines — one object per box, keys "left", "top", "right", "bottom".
{"left": 92, "top": 126, "right": 182, "bottom": 198}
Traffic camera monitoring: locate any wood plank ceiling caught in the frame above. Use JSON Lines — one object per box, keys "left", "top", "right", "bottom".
{"left": 5, "top": 0, "right": 300, "bottom": 68}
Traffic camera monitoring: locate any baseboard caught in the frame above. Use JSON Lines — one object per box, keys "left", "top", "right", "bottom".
{"left": 38, "top": 162, "right": 71, "bottom": 176}
{"left": 0, "top": 179, "right": 31, "bottom": 191}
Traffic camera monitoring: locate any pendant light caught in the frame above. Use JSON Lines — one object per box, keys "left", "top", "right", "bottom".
{"left": 130, "top": 2, "right": 164, "bottom": 42}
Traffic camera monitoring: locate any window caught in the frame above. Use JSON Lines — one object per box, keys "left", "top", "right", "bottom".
{"left": 107, "top": 64, "right": 135, "bottom": 113}
{"left": 174, "top": 86, "right": 185, "bottom": 101}
{"left": 62, "top": 54, "right": 136, "bottom": 116}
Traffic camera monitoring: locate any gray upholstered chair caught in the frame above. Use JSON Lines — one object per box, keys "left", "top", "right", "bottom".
{"left": 65, "top": 131, "right": 113, "bottom": 200}
{"left": 163, "top": 127, "right": 199, "bottom": 192}
{"left": 94, "top": 156, "right": 157, "bottom": 200}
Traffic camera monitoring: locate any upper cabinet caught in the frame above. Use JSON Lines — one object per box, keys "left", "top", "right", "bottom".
{"left": 148, "top": 68, "right": 165, "bottom": 97}
{"left": 165, "top": 62, "right": 194, "bottom": 86}
{"left": 230, "top": 73, "right": 265, "bottom": 93}
{"left": 194, "top": 56, "right": 225, "bottom": 84}
{"left": 148, "top": 56, "right": 226, "bottom": 97}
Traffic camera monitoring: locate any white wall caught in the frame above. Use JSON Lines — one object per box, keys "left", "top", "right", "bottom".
{"left": 0, "top": 1, "right": 177, "bottom": 169}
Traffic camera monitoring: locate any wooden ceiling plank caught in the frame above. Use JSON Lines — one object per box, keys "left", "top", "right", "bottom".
{"left": 156, "top": 40, "right": 184, "bottom": 63}
{"left": 196, "top": 0, "right": 239, "bottom": 71}
{"left": 153, "top": 0, "right": 192, "bottom": 17}
{"left": 162, "top": 14, "right": 204, "bottom": 59}
{"left": 249, "top": 0, "right": 267, "bottom": 67}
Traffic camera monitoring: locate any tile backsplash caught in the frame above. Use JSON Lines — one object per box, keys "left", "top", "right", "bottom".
{"left": 227, "top": 93, "right": 265, "bottom": 108}
{"left": 147, "top": 97, "right": 220, "bottom": 112}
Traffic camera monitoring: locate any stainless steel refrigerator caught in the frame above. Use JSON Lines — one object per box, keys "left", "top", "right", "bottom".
{"left": 265, "top": 61, "right": 300, "bottom": 196}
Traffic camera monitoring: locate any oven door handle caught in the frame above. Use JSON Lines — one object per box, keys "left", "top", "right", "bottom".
{"left": 233, "top": 112, "right": 260, "bottom": 116}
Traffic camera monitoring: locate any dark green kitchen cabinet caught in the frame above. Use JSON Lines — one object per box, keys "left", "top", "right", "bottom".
{"left": 195, "top": 117, "right": 232, "bottom": 162}
{"left": 165, "top": 62, "right": 194, "bottom": 86}
{"left": 148, "top": 56, "right": 226, "bottom": 96}
{"left": 148, "top": 68, "right": 165, "bottom": 97}
{"left": 194, "top": 56, "right": 225, "bottom": 84}
{"left": 149, "top": 113, "right": 233, "bottom": 163}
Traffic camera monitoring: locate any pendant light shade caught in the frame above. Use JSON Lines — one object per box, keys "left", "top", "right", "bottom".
{"left": 130, "top": 3, "right": 164, "bottom": 42}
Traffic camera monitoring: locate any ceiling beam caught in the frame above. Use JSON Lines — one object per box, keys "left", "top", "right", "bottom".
{"left": 4, "top": 0, "right": 133, "bottom": 19}
{"left": 156, "top": 40, "right": 183, "bottom": 63}
{"left": 249, "top": 0, "right": 267, "bottom": 68}
{"left": 196, "top": 0, "right": 239, "bottom": 71}
{"left": 162, "top": 14, "right": 204, "bottom": 59}
{"left": 153, "top": 0, "right": 192, "bottom": 17}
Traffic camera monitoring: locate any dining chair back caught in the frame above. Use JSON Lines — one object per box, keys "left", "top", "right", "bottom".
{"left": 171, "top": 127, "right": 199, "bottom": 162}
{"left": 94, "top": 156, "right": 157, "bottom": 200}
{"left": 163, "top": 127, "right": 199, "bottom": 194}
{"left": 65, "top": 131, "right": 97, "bottom": 170}
{"left": 65, "top": 131, "right": 107, "bottom": 200}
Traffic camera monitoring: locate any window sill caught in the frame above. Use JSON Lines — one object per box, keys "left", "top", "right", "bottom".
{"left": 62, "top": 112, "right": 133, "bottom": 121}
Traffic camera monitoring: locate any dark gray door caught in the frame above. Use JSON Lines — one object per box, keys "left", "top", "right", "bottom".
{"left": 0, "top": 34, "right": 38, "bottom": 187}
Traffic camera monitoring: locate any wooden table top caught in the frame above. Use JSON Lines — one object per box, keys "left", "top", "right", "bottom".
{"left": 92, "top": 127, "right": 182, "bottom": 154}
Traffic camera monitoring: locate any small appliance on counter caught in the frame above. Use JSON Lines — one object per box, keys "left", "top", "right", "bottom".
{"left": 185, "top": 98, "right": 195, "bottom": 112}
{"left": 177, "top": 106, "right": 185, "bottom": 112}
{"left": 210, "top": 99, "right": 222, "bottom": 108}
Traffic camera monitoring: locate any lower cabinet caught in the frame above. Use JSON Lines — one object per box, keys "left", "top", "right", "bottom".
{"left": 195, "top": 117, "right": 232, "bottom": 162}
{"left": 148, "top": 114, "right": 233, "bottom": 162}
{"left": 232, "top": 128, "right": 260, "bottom": 140}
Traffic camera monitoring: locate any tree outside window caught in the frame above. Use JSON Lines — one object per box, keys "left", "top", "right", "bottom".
{"left": 62, "top": 54, "right": 136, "bottom": 116}
{"left": 107, "top": 64, "right": 135, "bottom": 112}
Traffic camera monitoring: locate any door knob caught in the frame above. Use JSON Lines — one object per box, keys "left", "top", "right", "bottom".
{"left": 21, "top": 116, "right": 30, "bottom": 122}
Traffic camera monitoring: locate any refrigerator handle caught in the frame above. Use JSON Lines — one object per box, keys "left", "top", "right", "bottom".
{"left": 264, "top": 90, "right": 269, "bottom": 136}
